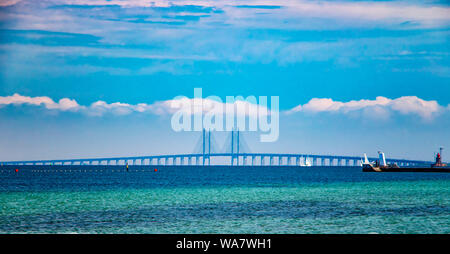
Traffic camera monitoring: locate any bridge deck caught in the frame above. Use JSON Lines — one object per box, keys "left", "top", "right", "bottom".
{"left": 0, "top": 153, "right": 433, "bottom": 167}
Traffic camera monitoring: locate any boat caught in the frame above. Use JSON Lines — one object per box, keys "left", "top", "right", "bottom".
{"left": 362, "top": 149, "right": 450, "bottom": 173}
{"left": 362, "top": 151, "right": 399, "bottom": 172}
{"left": 305, "top": 158, "right": 312, "bottom": 167}
{"left": 299, "top": 157, "right": 312, "bottom": 167}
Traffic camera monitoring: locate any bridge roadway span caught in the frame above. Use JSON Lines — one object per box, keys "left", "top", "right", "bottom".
{"left": 1, "top": 153, "right": 432, "bottom": 167}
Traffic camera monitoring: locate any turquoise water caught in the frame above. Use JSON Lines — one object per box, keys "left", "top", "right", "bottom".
{"left": 0, "top": 166, "right": 449, "bottom": 233}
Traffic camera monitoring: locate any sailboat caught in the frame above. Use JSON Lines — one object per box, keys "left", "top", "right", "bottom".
{"left": 299, "top": 157, "right": 312, "bottom": 167}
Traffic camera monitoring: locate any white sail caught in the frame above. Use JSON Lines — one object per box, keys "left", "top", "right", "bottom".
{"left": 378, "top": 151, "right": 386, "bottom": 166}
{"left": 305, "top": 158, "right": 312, "bottom": 167}
{"left": 363, "top": 153, "right": 370, "bottom": 165}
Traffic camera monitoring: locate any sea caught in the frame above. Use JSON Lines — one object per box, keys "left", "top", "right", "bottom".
{"left": 0, "top": 165, "right": 449, "bottom": 234}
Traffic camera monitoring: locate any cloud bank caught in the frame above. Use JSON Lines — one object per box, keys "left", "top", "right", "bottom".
{"left": 2, "top": 0, "right": 449, "bottom": 77}
{"left": 0, "top": 93, "right": 81, "bottom": 112}
{"left": 1, "top": 93, "right": 447, "bottom": 121}
{"left": 0, "top": 93, "right": 270, "bottom": 117}
{"left": 35, "top": 0, "right": 450, "bottom": 26}
{"left": 288, "top": 96, "right": 443, "bottom": 120}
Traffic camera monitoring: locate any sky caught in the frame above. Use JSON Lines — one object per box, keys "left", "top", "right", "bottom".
{"left": 0, "top": 0, "right": 449, "bottom": 161}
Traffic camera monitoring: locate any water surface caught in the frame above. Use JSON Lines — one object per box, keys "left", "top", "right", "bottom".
{"left": 1, "top": 165, "right": 449, "bottom": 233}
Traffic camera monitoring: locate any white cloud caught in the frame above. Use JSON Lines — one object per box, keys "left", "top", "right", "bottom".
{"left": 11, "top": 0, "right": 450, "bottom": 32}
{"left": 105, "top": 0, "right": 450, "bottom": 25}
{"left": 3, "top": 0, "right": 448, "bottom": 74}
{"left": 0, "top": 0, "right": 21, "bottom": 7}
{"left": 0, "top": 93, "right": 82, "bottom": 112}
{"left": 0, "top": 93, "right": 270, "bottom": 117}
{"left": 165, "top": 97, "right": 270, "bottom": 118}
{"left": 288, "top": 96, "right": 444, "bottom": 120}
{"left": 286, "top": 1, "right": 450, "bottom": 24}
{"left": 389, "top": 96, "right": 441, "bottom": 119}
{"left": 1, "top": 93, "right": 446, "bottom": 121}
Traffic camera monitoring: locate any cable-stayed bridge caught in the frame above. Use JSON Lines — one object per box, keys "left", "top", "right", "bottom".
{"left": 1, "top": 129, "right": 432, "bottom": 167}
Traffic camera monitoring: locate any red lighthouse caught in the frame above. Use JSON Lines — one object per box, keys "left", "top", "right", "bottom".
{"left": 432, "top": 148, "right": 447, "bottom": 168}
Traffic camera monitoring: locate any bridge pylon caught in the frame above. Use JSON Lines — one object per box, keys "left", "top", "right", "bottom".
{"left": 201, "top": 128, "right": 213, "bottom": 166}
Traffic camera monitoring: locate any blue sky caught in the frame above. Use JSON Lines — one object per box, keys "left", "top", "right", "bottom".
{"left": 0, "top": 0, "right": 449, "bottom": 161}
